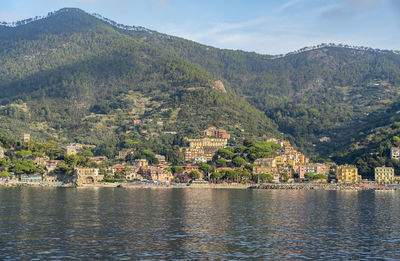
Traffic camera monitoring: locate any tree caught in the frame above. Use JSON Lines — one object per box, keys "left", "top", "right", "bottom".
{"left": 0, "top": 135, "right": 17, "bottom": 149}
{"left": 199, "top": 163, "right": 213, "bottom": 179}
{"left": 54, "top": 165, "right": 74, "bottom": 175}
{"left": 234, "top": 146, "right": 247, "bottom": 153}
{"left": 232, "top": 157, "right": 246, "bottom": 167}
{"left": 210, "top": 171, "right": 222, "bottom": 183}
{"left": 225, "top": 147, "right": 234, "bottom": 152}
{"left": 16, "top": 150, "right": 32, "bottom": 158}
{"left": 0, "top": 158, "right": 11, "bottom": 170}
{"left": 95, "top": 144, "right": 115, "bottom": 159}
{"left": 258, "top": 173, "right": 273, "bottom": 183}
{"left": 225, "top": 170, "right": 238, "bottom": 182}
{"left": 313, "top": 174, "right": 328, "bottom": 180}
{"left": 244, "top": 164, "right": 254, "bottom": 172}
{"left": 305, "top": 173, "right": 314, "bottom": 180}
{"left": 123, "top": 138, "right": 137, "bottom": 148}
{"left": 78, "top": 150, "right": 93, "bottom": 158}
{"left": 171, "top": 165, "right": 184, "bottom": 174}
{"left": 189, "top": 170, "right": 200, "bottom": 180}
{"left": 63, "top": 154, "right": 79, "bottom": 167}
{"left": 42, "top": 140, "right": 62, "bottom": 159}
{"left": 165, "top": 146, "right": 184, "bottom": 165}
{"left": 393, "top": 136, "right": 400, "bottom": 143}
{"left": 215, "top": 158, "right": 227, "bottom": 167}
{"left": 217, "top": 148, "right": 235, "bottom": 159}
{"left": 134, "top": 149, "right": 159, "bottom": 164}
{"left": 0, "top": 171, "right": 10, "bottom": 178}
{"left": 237, "top": 168, "right": 251, "bottom": 182}
{"left": 10, "top": 160, "right": 39, "bottom": 175}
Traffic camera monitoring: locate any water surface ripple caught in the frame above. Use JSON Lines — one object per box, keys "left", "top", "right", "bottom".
{"left": 0, "top": 188, "right": 399, "bottom": 260}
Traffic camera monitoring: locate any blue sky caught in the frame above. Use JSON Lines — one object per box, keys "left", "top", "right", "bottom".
{"left": 0, "top": 0, "right": 399, "bottom": 54}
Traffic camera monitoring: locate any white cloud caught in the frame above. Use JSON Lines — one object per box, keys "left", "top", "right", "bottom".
{"left": 278, "top": 0, "right": 302, "bottom": 12}
{"left": 167, "top": 16, "right": 270, "bottom": 42}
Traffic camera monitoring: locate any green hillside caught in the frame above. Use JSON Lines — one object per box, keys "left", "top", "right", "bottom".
{"left": 0, "top": 8, "right": 279, "bottom": 152}
{"left": 122, "top": 26, "right": 400, "bottom": 160}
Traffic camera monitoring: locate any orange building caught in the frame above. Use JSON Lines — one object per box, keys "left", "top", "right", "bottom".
{"left": 132, "top": 119, "right": 142, "bottom": 126}
{"left": 184, "top": 164, "right": 199, "bottom": 172}
{"left": 202, "top": 126, "right": 231, "bottom": 139}
{"left": 138, "top": 166, "right": 173, "bottom": 183}
{"left": 184, "top": 147, "right": 205, "bottom": 162}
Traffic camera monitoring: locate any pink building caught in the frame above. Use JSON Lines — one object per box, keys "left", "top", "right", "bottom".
{"left": 297, "top": 164, "right": 329, "bottom": 179}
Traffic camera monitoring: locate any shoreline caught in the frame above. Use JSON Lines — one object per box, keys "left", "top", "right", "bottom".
{"left": 1, "top": 182, "right": 399, "bottom": 190}
{"left": 250, "top": 183, "right": 399, "bottom": 191}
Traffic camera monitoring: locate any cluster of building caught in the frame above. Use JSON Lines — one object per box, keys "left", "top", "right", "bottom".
{"left": 183, "top": 126, "right": 229, "bottom": 163}
{"left": 331, "top": 146, "right": 400, "bottom": 185}
{"left": 3, "top": 153, "right": 176, "bottom": 186}
{"left": 252, "top": 139, "right": 332, "bottom": 182}
{"left": 107, "top": 158, "right": 173, "bottom": 182}
{"left": 0, "top": 130, "right": 366, "bottom": 186}
{"left": 6, "top": 130, "right": 400, "bottom": 186}
{"left": 368, "top": 146, "right": 400, "bottom": 184}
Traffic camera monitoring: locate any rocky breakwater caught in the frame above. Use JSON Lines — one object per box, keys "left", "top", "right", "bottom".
{"left": 249, "top": 183, "right": 395, "bottom": 191}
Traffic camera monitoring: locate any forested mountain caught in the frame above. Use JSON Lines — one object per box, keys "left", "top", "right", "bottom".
{"left": 123, "top": 26, "right": 400, "bottom": 151}
{"left": 0, "top": 8, "right": 279, "bottom": 156}
{"left": 121, "top": 20, "right": 400, "bottom": 171}
{"left": 1, "top": 8, "right": 400, "bottom": 177}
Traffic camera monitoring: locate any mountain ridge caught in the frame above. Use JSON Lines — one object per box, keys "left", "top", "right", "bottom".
{"left": 2, "top": 8, "right": 399, "bottom": 56}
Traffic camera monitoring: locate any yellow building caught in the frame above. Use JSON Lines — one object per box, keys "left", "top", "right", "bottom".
{"left": 287, "top": 159, "right": 296, "bottom": 168}
{"left": 274, "top": 156, "right": 287, "bottom": 166}
{"left": 253, "top": 166, "right": 277, "bottom": 175}
{"left": 299, "top": 154, "right": 308, "bottom": 165}
{"left": 134, "top": 159, "right": 148, "bottom": 168}
{"left": 375, "top": 167, "right": 394, "bottom": 184}
{"left": 21, "top": 133, "right": 30, "bottom": 145}
{"left": 187, "top": 137, "right": 228, "bottom": 148}
{"left": 74, "top": 168, "right": 103, "bottom": 186}
{"left": 336, "top": 165, "right": 361, "bottom": 184}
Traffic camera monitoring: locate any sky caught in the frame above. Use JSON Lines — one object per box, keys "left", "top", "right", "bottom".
{"left": 0, "top": 0, "right": 399, "bottom": 55}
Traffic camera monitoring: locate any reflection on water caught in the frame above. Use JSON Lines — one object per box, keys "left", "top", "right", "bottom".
{"left": 0, "top": 188, "right": 400, "bottom": 259}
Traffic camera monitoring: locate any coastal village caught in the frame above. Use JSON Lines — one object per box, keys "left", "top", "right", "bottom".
{"left": 1, "top": 126, "right": 400, "bottom": 188}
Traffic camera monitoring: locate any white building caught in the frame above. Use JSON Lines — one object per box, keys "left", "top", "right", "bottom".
{"left": 194, "top": 155, "right": 207, "bottom": 164}
{"left": 391, "top": 147, "right": 400, "bottom": 160}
